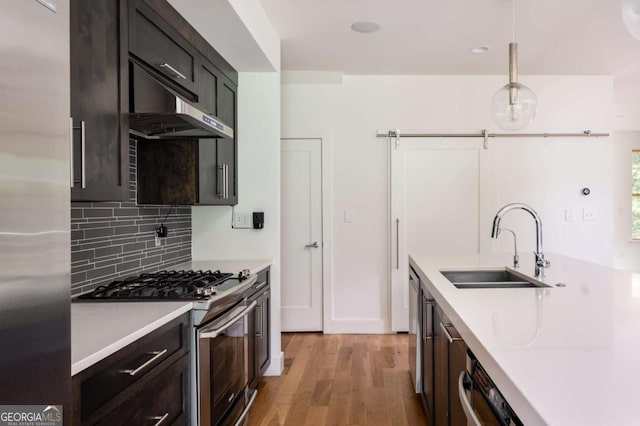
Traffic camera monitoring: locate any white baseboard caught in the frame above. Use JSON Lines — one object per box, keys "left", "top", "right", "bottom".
{"left": 263, "top": 351, "right": 284, "bottom": 376}
{"left": 325, "top": 319, "right": 387, "bottom": 334}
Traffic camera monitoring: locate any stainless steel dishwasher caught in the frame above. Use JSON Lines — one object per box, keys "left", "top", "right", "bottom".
{"left": 408, "top": 267, "right": 421, "bottom": 393}
{"left": 458, "top": 351, "right": 523, "bottom": 426}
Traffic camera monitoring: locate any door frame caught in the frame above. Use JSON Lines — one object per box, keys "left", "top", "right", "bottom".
{"left": 281, "top": 130, "right": 333, "bottom": 333}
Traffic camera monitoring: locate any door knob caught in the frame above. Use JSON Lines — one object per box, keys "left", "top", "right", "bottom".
{"left": 304, "top": 241, "right": 319, "bottom": 249}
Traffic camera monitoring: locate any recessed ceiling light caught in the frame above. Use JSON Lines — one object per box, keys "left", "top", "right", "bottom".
{"left": 470, "top": 46, "right": 490, "bottom": 54}
{"left": 351, "top": 21, "right": 381, "bottom": 34}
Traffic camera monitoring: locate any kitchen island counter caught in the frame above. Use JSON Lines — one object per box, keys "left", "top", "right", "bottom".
{"left": 410, "top": 252, "right": 636, "bottom": 425}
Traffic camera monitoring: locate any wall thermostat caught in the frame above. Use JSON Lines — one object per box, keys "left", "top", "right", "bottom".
{"left": 582, "top": 187, "right": 591, "bottom": 196}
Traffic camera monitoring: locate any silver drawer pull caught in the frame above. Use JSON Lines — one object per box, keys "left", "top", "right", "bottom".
{"left": 256, "top": 305, "right": 263, "bottom": 338}
{"left": 80, "top": 120, "right": 86, "bottom": 189}
{"left": 159, "top": 62, "right": 187, "bottom": 80}
{"left": 217, "top": 165, "right": 224, "bottom": 197}
{"left": 439, "top": 322, "right": 463, "bottom": 343}
{"left": 150, "top": 412, "right": 169, "bottom": 426}
{"left": 120, "top": 349, "right": 168, "bottom": 376}
{"left": 255, "top": 281, "right": 268, "bottom": 291}
{"left": 69, "top": 117, "right": 74, "bottom": 188}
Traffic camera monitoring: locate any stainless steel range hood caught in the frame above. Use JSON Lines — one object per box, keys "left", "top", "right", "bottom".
{"left": 129, "top": 61, "right": 234, "bottom": 140}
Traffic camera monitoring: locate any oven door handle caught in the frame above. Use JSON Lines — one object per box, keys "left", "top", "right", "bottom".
{"left": 458, "top": 371, "right": 482, "bottom": 426}
{"left": 199, "top": 300, "right": 257, "bottom": 339}
{"left": 233, "top": 389, "right": 258, "bottom": 426}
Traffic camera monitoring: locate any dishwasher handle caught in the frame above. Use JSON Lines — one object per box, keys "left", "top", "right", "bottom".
{"left": 458, "top": 371, "right": 482, "bottom": 426}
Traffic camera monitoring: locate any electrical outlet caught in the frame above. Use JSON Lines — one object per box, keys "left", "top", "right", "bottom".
{"left": 234, "top": 212, "right": 251, "bottom": 229}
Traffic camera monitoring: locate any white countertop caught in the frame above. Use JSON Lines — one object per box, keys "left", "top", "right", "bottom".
{"left": 71, "top": 259, "right": 273, "bottom": 376}
{"left": 71, "top": 301, "right": 192, "bottom": 375}
{"left": 173, "top": 259, "right": 273, "bottom": 275}
{"left": 410, "top": 252, "right": 639, "bottom": 426}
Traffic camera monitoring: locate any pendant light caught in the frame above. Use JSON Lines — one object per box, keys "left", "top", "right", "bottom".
{"left": 622, "top": 0, "right": 640, "bottom": 40}
{"left": 491, "top": 0, "right": 537, "bottom": 130}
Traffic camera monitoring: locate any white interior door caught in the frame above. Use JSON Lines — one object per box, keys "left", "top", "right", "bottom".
{"left": 281, "top": 139, "right": 323, "bottom": 331}
{"left": 391, "top": 138, "right": 484, "bottom": 331}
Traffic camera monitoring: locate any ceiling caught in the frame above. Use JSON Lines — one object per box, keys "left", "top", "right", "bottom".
{"left": 258, "top": 0, "right": 640, "bottom": 75}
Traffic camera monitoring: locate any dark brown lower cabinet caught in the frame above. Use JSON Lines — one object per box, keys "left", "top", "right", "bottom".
{"left": 72, "top": 313, "right": 190, "bottom": 425}
{"left": 421, "top": 290, "right": 434, "bottom": 424}
{"left": 434, "top": 304, "right": 468, "bottom": 426}
{"left": 95, "top": 355, "right": 190, "bottom": 426}
{"left": 248, "top": 268, "right": 272, "bottom": 391}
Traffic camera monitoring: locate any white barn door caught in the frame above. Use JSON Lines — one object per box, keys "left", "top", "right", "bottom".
{"left": 390, "top": 138, "right": 486, "bottom": 331}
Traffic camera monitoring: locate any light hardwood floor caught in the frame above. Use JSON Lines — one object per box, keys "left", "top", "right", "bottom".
{"left": 248, "top": 333, "right": 427, "bottom": 426}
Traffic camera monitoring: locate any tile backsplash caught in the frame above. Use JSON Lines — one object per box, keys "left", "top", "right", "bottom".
{"left": 71, "top": 140, "right": 191, "bottom": 296}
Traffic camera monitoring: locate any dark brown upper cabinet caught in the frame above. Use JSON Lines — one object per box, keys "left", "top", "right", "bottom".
{"left": 70, "top": 0, "right": 129, "bottom": 201}
{"left": 128, "top": 0, "right": 199, "bottom": 97}
{"left": 131, "top": 0, "right": 239, "bottom": 206}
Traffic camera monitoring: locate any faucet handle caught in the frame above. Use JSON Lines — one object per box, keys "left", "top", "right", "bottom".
{"left": 534, "top": 252, "right": 551, "bottom": 268}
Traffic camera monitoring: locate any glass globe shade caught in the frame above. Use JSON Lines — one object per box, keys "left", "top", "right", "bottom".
{"left": 491, "top": 82, "right": 538, "bottom": 130}
{"left": 622, "top": 0, "right": 640, "bottom": 41}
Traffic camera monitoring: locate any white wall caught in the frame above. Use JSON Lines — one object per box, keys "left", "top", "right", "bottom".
{"left": 193, "top": 72, "right": 282, "bottom": 374}
{"left": 169, "top": 0, "right": 279, "bottom": 71}
{"left": 282, "top": 74, "right": 615, "bottom": 333}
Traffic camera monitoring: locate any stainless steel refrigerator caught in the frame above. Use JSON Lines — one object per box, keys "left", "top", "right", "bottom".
{"left": 0, "top": 0, "right": 71, "bottom": 421}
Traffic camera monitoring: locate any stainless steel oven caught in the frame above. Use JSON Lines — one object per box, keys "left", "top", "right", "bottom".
{"left": 458, "top": 351, "right": 523, "bottom": 426}
{"left": 197, "top": 298, "right": 258, "bottom": 426}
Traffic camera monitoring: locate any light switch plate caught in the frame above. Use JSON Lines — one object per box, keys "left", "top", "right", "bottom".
{"left": 583, "top": 208, "right": 595, "bottom": 221}
{"left": 565, "top": 209, "right": 574, "bottom": 222}
{"left": 344, "top": 209, "right": 354, "bottom": 223}
{"left": 234, "top": 212, "right": 251, "bottom": 229}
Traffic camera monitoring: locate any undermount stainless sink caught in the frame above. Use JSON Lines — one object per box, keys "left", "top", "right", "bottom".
{"left": 441, "top": 269, "right": 550, "bottom": 289}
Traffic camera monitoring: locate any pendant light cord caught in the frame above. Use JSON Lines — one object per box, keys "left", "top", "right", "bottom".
{"left": 512, "top": 0, "right": 516, "bottom": 43}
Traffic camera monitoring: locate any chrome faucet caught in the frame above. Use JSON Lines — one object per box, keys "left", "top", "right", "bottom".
{"left": 491, "top": 203, "right": 550, "bottom": 277}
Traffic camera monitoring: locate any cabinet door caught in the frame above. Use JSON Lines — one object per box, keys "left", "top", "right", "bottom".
{"left": 95, "top": 355, "right": 190, "bottom": 426}
{"left": 446, "top": 325, "right": 468, "bottom": 426}
{"left": 421, "top": 292, "right": 434, "bottom": 424}
{"left": 129, "top": 0, "right": 198, "bottom": 96}
{"left": 70, "top": 0, "right": 129, "bottom": 201}
{"left": 217, "top": 76, "right": 238, "bottom": 205}
{"left": 434, "top": 304, "right": 449, "bottom": 425}
{"left": 198, "top": 56, "right": 220, "bottom": 116}
{"left": 257, "top": 289, "right": 271, "bottom": 374}
{"left": 197, "top": 75, "right": 236, "bottom": 205}
{"left": 197, "top": 141, "right": 218, "bottom": 204}
{"left": 197, "top": 138, "right": 236, "bottom": 205}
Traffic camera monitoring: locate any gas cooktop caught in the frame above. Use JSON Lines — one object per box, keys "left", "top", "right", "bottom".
{"left": 77, "top": 270, "right": 241, "bottom": 300}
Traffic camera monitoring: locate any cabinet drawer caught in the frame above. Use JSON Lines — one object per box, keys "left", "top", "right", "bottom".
{"left": 77, "top": 313, "right": 189, "bottom": 420}
{"left": 129, "top": 0, "right": 198, "bottom": 95}
{"left": 95, "top": 354, "right": 190, "bottom": 426}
